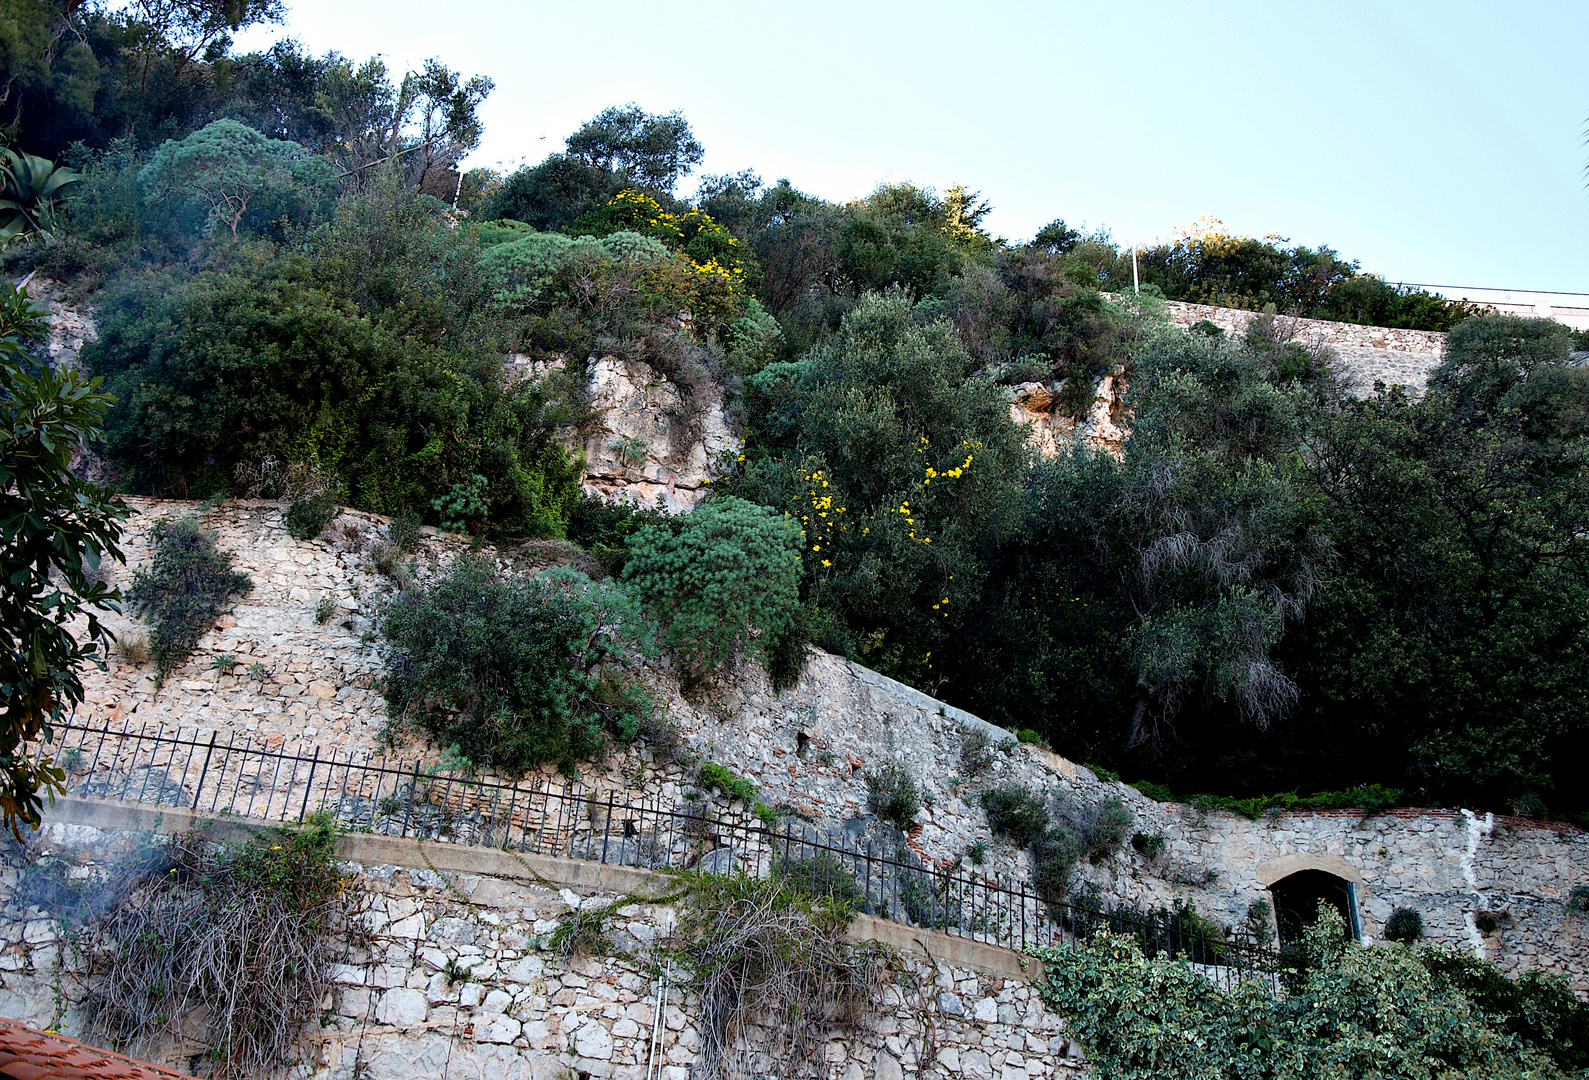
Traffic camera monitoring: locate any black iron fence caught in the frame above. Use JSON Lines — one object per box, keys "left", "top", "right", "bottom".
{"left": 40, "top": 719, "right": 1278, "bottom": 987}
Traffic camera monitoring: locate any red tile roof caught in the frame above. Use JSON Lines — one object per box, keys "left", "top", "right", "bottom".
{"left": 0, "top": 1018, "right": 188, "bottom": 1080}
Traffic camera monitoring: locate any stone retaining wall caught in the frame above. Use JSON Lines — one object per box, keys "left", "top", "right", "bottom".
{"left": 1157, "top": 298, "right": 1447, "bottom": 394}
{"left": 0, "top": 820, "right": 1081, "bottom": 1080}
{"left": 61, "top": 499, "right": 1589, "bottom": 999}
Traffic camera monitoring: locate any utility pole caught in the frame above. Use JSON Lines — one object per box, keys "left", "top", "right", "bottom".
{"left": 1131, "top": 213, "right": 1140, "bottom": 295}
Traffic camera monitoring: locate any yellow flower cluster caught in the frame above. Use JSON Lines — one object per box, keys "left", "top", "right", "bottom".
{"left": 895, "top": 436, "right": 980, "bottom": 543}
{"left": 794, "top": 468, "right": 846, "bottom": 570}
{"left": 601, "top": 191, "right": 746, "bottom": 298}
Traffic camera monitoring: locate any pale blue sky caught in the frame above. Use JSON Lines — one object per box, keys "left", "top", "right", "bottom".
{"left": 236, "top": 1, "right": 1588, "bottom": 291}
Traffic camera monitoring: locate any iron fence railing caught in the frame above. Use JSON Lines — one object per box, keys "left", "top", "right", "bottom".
{"left": 39, "top": 719, "right": 1278, "bottom": 987}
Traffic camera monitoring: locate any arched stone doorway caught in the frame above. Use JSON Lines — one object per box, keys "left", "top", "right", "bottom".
{"left": 1256, "top": 855, "right": 1364, "bottom": 947}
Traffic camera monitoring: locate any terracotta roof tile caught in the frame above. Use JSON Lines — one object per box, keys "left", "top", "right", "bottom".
{"left": 0, "top": 1018, "right": 188, "bottom": 1080}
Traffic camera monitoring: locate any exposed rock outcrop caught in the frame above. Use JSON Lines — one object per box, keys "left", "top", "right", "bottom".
{"left": 575, "top": 356, "right": 738, "bottom": 514}
{"left": 1007, "top": 374, "right": 1128, "bottom": 458}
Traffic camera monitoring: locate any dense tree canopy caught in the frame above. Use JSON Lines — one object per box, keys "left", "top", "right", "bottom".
{"left": 5, "top": 10, "right": 1586, "bottom": 824}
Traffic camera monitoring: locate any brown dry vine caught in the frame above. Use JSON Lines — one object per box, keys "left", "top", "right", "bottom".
{"left": 668, "top": 874, "right": 891, "bottom": 1080}
{"left": 77, "top": 818, "right": 366, "bottom": 1079}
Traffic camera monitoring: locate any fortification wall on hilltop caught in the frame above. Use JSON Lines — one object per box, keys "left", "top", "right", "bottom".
{"left": 62, "top": 499, "right": 1589, "bottom": 995}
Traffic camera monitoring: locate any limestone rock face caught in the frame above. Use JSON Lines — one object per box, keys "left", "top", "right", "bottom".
{"left": 576, "top": 356, "right": 739, "bottom": 514}
{"left": 1007, "top": 374, "right": 1129, "bottom": 458}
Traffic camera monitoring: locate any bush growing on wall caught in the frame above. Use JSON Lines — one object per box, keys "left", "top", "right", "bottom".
{"left": 980, "top": 783, "right": 1050, "bottom": 846}
{"left": 623, "top": 496, "right": 801, "bottom": 684}
{"left": 381, "top": 557, "right": 654, "bottom": 774}
{"left": 126, "top": 516, "right": 252, "bottom": 680}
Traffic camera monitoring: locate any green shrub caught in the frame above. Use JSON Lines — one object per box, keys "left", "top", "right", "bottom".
{"left": 698, "top": 762, "right": 756, "bottom": 802}
{"left": 136, "top": 120, "right": 335, "bottom": 241}
{"left": 1077, "top": 795, "right": 1132, "bottom": 864}
{"left": 980, "top": 783, "right": 1050, "bottom": 846}
{"left": 1385, "top": 906, "right": 1423, "bottom": 944}
{"left": 1418, "top": 947, "right": 1589, "bottom": 1071}
{"left": 1130, "top": 780, "right": 1174, "bottom": 802}
{"left": 1245, "top": 898, "right": 1275, "bottom": 945}
{"left": 1030, "top": 827, "right": 1081, "bottom": 900}
{"left": 864, "top": 762, "right": 920, "bottom": 828}
{"left": 380, "top": 556, "right": 653, "bottom": 774}
{"left": 566, "top": 494, "right": 667, "bottom": 577}
{"left": 1016, "top": 728, "right": 1045, "bottom": 746}
{"left": 548, "top": 905, "right": 615, "bottom": 958}
{"left": 313, "top": 593, "right": 335, "bottom": 624}
{"left": 960, "top": 727, "right": 996, "bottom": 776}
{"left": 284, "top": 491, "right": 339, "bottom": 540}
{"left": 623, "top": 496, "right": 802, "bottom": 683}
{"left": 88, "top": 182, "right": 581, "bottom": 536}
{"left": 1130, "top": 831, "right": 1165, "bottom": 858}
{"left": 1034, "top": 906, "right": 1576, "bottom": 1080}
{"left": 775, "top": 851, "right": 864, "bottom": 908}
{"left": 127, "top": 517, "right": 252, "bottom": 679}
{"left": 432, "top": 473, "right": 489, "bottom": 534}
{"left": 1568, "top": 885, "right": 1589, "bottom": 915}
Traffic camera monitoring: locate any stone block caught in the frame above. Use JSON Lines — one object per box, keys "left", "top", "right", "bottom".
{"left": 431, "top": 916, "right": 478, "bottom": 945}
{"left": 478, "top": 1014, "right": 521, "bottom": 1044}
{"left": 937, "top": 992, "right": 964, "bottom": 1016}
{"left": 337, "top": 987, "right": 371, "bottom": 1019}
{"left": 424, "top": 970, "right": 460, "bottom": 1005}
{"left": 875, "top": 1051, "right": 903, "bottom": 1080}
{"left": 973, "top": 997, "right": 999, "bottom": 1023}
{"left": 375, "top": 987, "right": 428, "bottom": 1027}
{"left": 576, "top": 1020, "right": 614, "bottom": 1060}
{"left": 329, "top": 963, "right": 366, "bottom": 985}
{"left": 387, "top": 913, "right": 426, "bottom": 939}
{"left": 21, "top": 921, "right": 57, "bottom": 945}
{"left": 482, "top": 989, "right": 513, "bottom": 1015}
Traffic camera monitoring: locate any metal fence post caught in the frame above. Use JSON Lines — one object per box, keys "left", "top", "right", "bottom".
{"left": 600, "top": 790, "right": 615, "bottom": 863}
{"left": 298, "top": 746, "right": 320, "bottom": 822}
{"left": 191, "top": 731, "right": 217, "bottom": 810}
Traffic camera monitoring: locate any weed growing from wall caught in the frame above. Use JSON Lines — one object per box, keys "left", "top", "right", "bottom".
{"left": 698, "top": 762, "right": 756, "bottom": 802}
{"left": 668, "top": 874, "right": 889, "bottom": 1080}
{"left": 980, "top": 783, "right": 1050, "bottom": 846}
{"left": 126, "top": 516, "right": 252, "bottom": 680}
{"left": 284, "top": 491, "right": 339, "bottom": 541}
{"left": 79, "top": 819, "right": 364, "bottom": 1079}
{"left": 864, "top": 762, "right": 921, "bottom": 828}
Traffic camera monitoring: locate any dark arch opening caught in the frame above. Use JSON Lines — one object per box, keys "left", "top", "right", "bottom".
{"left": 1269, "top": 869, "right": 1359, "bottom": 947}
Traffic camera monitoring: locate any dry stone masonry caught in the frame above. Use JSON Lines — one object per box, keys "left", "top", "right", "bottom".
{"left": 0, "top": 820, "right": 1082, "bottom": 1080}
{"left": 65, "top": 499, "right": 1589, "bottom": 1002}
{"left": 1159, "top": 298, "right": 1448, "bottom": 395}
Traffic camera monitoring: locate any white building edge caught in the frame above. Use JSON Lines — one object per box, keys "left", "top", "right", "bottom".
{"left": 1405, "top": 284, "right": 1589, "bottom": 331}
